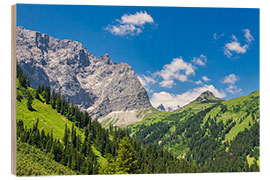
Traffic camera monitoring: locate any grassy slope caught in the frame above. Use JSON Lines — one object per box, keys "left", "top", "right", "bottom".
{"left": 128, "top": 90, "right": 260, "bottom": 158}
{"left": 16, "top": 82, "right": 107, "bottom": 170}
{"left": 129, "top": 97, "right": 222, "bottom": 138}
{"left": 17, "top": 97, "right": 84, "bottom": 141}
{"left": 204, "top": 90, "right": 259, "bottom": 141}
{"left": 17, "top": 140, "right": 78, "bottom": 176}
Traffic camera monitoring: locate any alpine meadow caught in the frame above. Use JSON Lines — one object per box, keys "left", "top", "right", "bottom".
{"left": 13, "top": 4, "right": 259, "bottom": 176}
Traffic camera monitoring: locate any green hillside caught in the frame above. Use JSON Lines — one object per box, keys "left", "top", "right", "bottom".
{"left": 16, "top": 66, "right": 203, "bottom": 175}
{"left": 17, "top": 97, "right": 85, "bottom": 141}
{"left": 16, "top": 77, "right": 108, "bottom": 175}
{"left": 17, "top": 140, "right": 79, "bottom": 176}
{"left": 127, "top": 90, "right": 260, "bottom": 172}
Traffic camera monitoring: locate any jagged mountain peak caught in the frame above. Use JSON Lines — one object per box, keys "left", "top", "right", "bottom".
{"left": 157, "top": 104, "right": 166, "bottom": 111}
{"left": 16, "top": 26, "right": 152, "bottom": 119}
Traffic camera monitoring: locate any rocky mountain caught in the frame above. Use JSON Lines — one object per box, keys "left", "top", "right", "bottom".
{"left": 16, "top": 26, "right": 152, "bottom": 119}
{"left": 157, "top": 104, "right": 166, "bottom": 111}
{"left": 195, "top": 90, "right": 223, "bottom": 103}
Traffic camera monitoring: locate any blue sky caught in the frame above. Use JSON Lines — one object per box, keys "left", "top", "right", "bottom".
{"left": 17, "top": 4, "right": 259, "bottom": 109}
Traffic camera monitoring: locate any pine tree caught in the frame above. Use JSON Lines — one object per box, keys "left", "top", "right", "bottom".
{"left": 56, "top": 93, "right": 62, "bottom": 113}
{"left": 99, "top": 153, "right": 117, "bottom": 174}
{"left": 115, "top": 137, "right": 138, "bottom": 174}
{"left": 16, "top": 61, "right": 22, "bottom": 78}
{"left": 44, "top": 86, "right": 51, "bottom": 104}
{"left": 19, "top": 72, "right": 28, "bottom": 88}
{"left": 50, "top": 90, "right": 56, "bottom": 109}
{"left": 27, "top": 93, "right": 34, "bottom": 110}
{"left": 35, "top": 87, "right": 40, "bottom": 100}
{"left": 63, "top": 124, "right": 70, "bottom": 146}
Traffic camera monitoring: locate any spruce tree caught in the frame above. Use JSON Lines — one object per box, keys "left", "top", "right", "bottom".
{"left": 35, "top": 88, "right": 40, "bottom": 100}
{"left": 44, "top": 86, "right": 51, "bottom": 104}
{"left": 56, "top": 93, "right": 62, "bottom": 113}
{"left": 27, "top": 93, "right": 33, "bottom": 110}
{"left": 16, "top": 61, "right": 22, "bottom": 78}
{"left": 50, "top": 90, "right": 56, "bottom": 109}
{"left": 19, "top": 72, "right": 28, "bottom": 88}
{"left": 115, "top": 137, "right": 137, "bottom": 174}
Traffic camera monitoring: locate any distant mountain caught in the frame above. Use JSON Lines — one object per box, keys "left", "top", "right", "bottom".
{"left": 195, "top": 90, "right": 223, "bottom": 103}
{"left": 157, "top": 104, "right": 166, "bottom": 111}
{"left": 16, "top": 26, "right": 152, "bottom": 119}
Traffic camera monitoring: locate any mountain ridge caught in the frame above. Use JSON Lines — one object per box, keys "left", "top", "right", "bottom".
{"left": 16, "top": 26, "right": 152, "bottom": 119}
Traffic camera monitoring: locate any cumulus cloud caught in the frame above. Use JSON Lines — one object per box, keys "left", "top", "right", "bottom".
{"left": 105, "top": 11, "right": 154, "bottom": 36}
{"left": 194, "top": 80, "right": 202, "bottom": 85}
{"left": 222, "top": 74, "right": 239, "bottom": 84}
{"left": 106, "top": 24, "right": 142, "bottom": 36}
{"left": 159, "top": 80, "right": 174, "bottom": 88}
{"left": 156, "top": 57, "right": 195, "bottom": 88}
{"left": 121, "top": 11, "right": 154, "bottom": 25}
{"left": 223, "top": 29, "right": 254, "bottom": 58}
{"left": 225, "top": 41, "right": 248, "bottom": 54}
{"left": 150, "top": 84, "right": 226, "bottom": 110}
{"left": 192, "top": 54, "right": 207, "bottom": 66}
{"left": 202, "top": 75, "right": 211, "bottom": 82}
{"left": 222, "top": 74, "right": 242, "bottom": 94}
{"left": 226, "top": 85, "right": 242, "bottom": 94}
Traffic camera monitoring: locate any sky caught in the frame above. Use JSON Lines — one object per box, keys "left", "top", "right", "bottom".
{"left": 17, "top": 4, "right": 260, "bottom": 110}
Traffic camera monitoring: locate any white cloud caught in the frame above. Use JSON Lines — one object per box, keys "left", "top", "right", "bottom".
{"left": 105, "top": 11, "right": 154, "bottom": 36}
{"left": 232, "top": 34, "right": 238, "bottom": 41}
{"left": 202, "top": 76, "right": 211, "bottom": 82}
{"left": 156, "top": 57, "right": 195, "bottom": 88}
{"left": 243, "top": 29, "right": 254, "bottom": 43}
{"left": 150, "top": 84, "right": 226, "bottom": 110}
{"left": 213, "top": 32, "right": 225, "bottom": 40}
{"left": 106, "top": 24, "right": 142, "bottom": 36}
{"left": 225, "top": 41, "right": 248, "bottom": 54}
{"left": 138, "top": 74, "right": 156, "bottom": 90}
{"left": 143, "top": 75, "right": 156, "bottom": 84}
{"left": 222, "top": 74, "right": 239, "bottom": 84}
{"left": 223, "top": 29, "right": 254, "bottom": 58}
{"left": 121, "top": 11, "right": 154, "bottom": 25}
{"left": 194, "top": 80, "right": 202, "bottom": 85}
{"left": 159, "top": 80, "right": 174, "bottom": 88}
{"left": 192, "top": 54, "right": 207, "bottom": 66}
{"left": 138, "top": 76, "right": 147, "bottom": 87}
{"left": 226, "top": 85, "right": 242, "bottom": 94}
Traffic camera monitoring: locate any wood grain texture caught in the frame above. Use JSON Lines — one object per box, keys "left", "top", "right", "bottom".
{"left": 11, "top": 4, "right": 17, "bottom": 176}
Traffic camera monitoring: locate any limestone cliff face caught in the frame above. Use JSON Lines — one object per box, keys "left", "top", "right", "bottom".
{"left": 16, "top": 26, "right": 152, "bottom": 119}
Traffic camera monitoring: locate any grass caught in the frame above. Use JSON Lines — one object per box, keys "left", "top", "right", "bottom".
{"left": 17, "top": 140, "right": 78, "bottom": 176}
{"left": 225, "top": 115, "right": 253, "bottom": 141}
{"left": 16, "top": 81, "right": 106, "bottom": 168}
{"left": 127, "top": 90, "right": 260, "bottom": 157}
{"left": 17, "top": 98, "right": 84, "bottom": 141}
{"left": 246, "top": 154, "right": 259, "bottom": 167}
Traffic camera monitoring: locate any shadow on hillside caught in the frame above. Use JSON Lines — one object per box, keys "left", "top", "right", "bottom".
{"left": 28, "top": 107, "right": 37, "bottom": 112}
